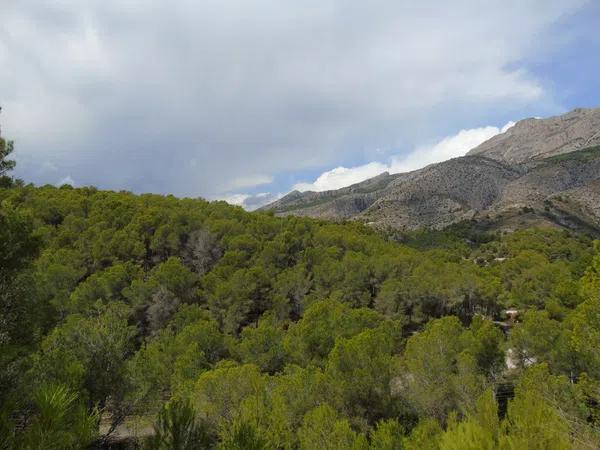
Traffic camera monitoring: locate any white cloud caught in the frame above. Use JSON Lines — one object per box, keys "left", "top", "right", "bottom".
{"left": 502, "top": 121, "right": 517, "bottom": 133}
{"left": 293, "top": 162, "right": 389, "bottom": 192}
{"left": 293, "top": 121, "right": 515, "bottom": 192}
{"left": 389, "top": 122, "right": 516, "bottom": 174}
{"left": 219, "top": 191, "right": 283, "bottom": 211}
{"left": 57, "top": 175, "right": 75, "bottom": 186}
{"left": 219, "top": 193, "right": 250, "bottom": 207}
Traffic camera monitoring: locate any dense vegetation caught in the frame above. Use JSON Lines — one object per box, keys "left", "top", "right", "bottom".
{"left": 2, "top": 130, "right": 600, "bottom": 449}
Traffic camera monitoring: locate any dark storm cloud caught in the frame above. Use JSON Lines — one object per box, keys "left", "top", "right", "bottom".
{"left": 0, "top": 0, "right": 589, "bottom": 199}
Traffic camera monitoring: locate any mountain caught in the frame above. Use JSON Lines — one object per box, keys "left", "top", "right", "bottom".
{"left": 467, "top": 107, "right": 600, "bottom": 163}
{"left": 261, "top": 107, "right": 600, "bottom": 232}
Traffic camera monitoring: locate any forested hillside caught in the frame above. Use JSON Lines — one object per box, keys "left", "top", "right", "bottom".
{"left": 2, "top": 174, "right": 600, "bottom": 448}
{"left": 1, "top": 113, "right": 600, "bottom": 449}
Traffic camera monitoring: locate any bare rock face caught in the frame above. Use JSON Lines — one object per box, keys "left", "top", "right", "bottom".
{"left": 261, "top": 107, "right": 600, "bottom": 231}
{"left": 563, "top": 180, "right": 600, "bottom": 219}
{"left": 359, "top": 156, "right": 522, "bottom": 229}
{"left": 467, "top": 107, "right": 600, "bottom": 163}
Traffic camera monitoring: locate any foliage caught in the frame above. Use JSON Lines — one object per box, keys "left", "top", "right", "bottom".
{"left": 144, "top": 398, "right": 215, "bottom": 450}
{"left": 325, "top": 326, "right": 400, "bottom": 422}
{"left": 19, "top": 384, "right": 98, "bottom": 450}
{"left": 369, "top": 418, "right": 405, "bottom": 450}
{"left": 217, "top": 419, "right": 269, "bottom": 450}
{"left": 1, "top": 180, "right": 600, "bottom": 447}
{"left": 298, "top": 404, "right": 366, "bottom": 450}
{"left": 0, "top": 123, "right": 16, "bottom": 181}
{"left": 402, "top": 316, "right": 490, "bottom": 420}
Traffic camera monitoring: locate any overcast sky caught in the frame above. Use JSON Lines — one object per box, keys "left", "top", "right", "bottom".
{"left": 2, "top": 1, "right": 600, "bottom": 209}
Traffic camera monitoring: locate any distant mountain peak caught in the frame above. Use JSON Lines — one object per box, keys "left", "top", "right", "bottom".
{"left": 467, "top": 106, "right": 600, "bottom": 164}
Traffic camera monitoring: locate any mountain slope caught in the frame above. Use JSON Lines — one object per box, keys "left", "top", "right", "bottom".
{"left": 265, "top": 171, "right": 403, "bottom": 219}
{"left": 467, "top": 107, "right": 600, "bottom": 163}
{"left": 262, "top": 107, "right": 600, "bottom": 231}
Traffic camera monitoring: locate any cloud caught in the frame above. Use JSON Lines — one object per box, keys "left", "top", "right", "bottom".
{"left": 57, "top": 175, "right": 76, "bottom": 187}
{"left": 389, "top": 122, "right": 516, "bottom": 174}
{"left": 219, "top": 193, "right": 250, "bottom": 207}
{"left": 502, "top": 121, "right": 517, "bottom": 133}
{"left": 293, "top": 162, "right": 389, "bottom": 192}
{"left": 293, "top": 122, "right": 515, "bottom": 192}
{"left": 219, "top": 192, "right": 282, "bottom": 211}
{"left": 0, "top": 0, "right": 590, "bottom": 199}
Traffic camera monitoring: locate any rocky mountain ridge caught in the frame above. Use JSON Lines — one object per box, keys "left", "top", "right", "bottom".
{"left": 467, "top": 107, "right": 600, "bottom": 163}
{"left": 261, "top": 107, "right": 600, "bottom": 232}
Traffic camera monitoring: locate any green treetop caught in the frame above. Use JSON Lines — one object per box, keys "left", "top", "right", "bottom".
{"left": 0, "top": 107, "right": 16, "bottom": 179}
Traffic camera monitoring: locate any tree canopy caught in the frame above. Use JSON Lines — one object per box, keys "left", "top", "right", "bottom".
{"left": 1, "top": 175, "right": 600, "bottom": 448}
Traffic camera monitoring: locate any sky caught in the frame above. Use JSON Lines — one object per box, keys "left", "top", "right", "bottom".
{"left": 1, "top": 0, "right": 600, "bottom": 209}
